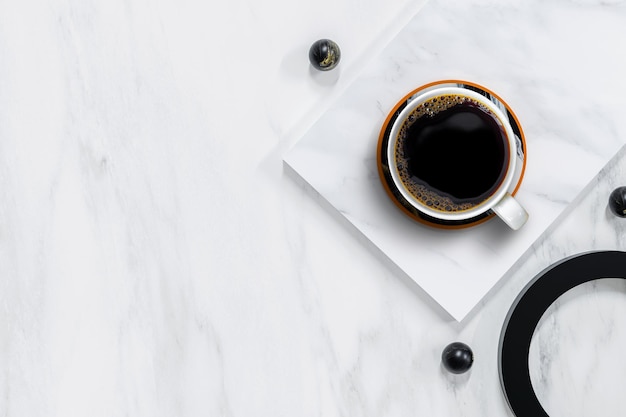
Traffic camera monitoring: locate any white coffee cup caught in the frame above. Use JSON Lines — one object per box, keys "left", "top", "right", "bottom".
{"left": 386, "top": 86, "right": 528, "bottom": 230}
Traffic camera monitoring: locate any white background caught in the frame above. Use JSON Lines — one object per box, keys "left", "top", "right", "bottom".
{"left": 2, "top": 0, "right": 626, "bottom": 416}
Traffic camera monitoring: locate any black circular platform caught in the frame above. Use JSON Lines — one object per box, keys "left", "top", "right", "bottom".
{"left": 499, "top": 251, "right": 626, "bottom": 416}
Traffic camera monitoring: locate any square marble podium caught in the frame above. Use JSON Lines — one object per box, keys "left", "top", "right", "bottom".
{"left": 285, "top": 0, "right": 626, "bottom": 321}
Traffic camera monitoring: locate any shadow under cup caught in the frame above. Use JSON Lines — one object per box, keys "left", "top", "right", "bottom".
{"left": 382, "top": 84, "right": 527, "bottom": 230}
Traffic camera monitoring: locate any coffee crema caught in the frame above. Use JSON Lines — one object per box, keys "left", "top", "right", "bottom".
{"left": 394, "top": 94, "right": 509, "bottom": 212}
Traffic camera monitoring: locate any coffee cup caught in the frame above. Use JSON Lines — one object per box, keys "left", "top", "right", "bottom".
{"left": 386, "top": 86, "right": 528, "bottom": 230}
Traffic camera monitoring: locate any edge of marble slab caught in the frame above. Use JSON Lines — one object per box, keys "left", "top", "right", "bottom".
{"left": 284, "top": 125, "right": 626, "bottom": 322}
{"left": 457, "top": 144, "right": 626, "bottom": 323}
{"left": 281, "top": 155, "right": 505, "bottom": 323}
{"left": 282, "top": 160, "right": 459, "bottom": 323}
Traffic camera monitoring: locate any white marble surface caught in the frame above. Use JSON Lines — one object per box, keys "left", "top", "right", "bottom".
{"left": 285, "top": 0, "right": 626, "bottom": 321}
{"left": 1, "top": 0, "right": 626, "bottom": 416}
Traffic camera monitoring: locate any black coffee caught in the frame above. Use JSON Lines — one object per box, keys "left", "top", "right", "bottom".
{"left": 395, "top": 94, "right": 509, "bottom": 212}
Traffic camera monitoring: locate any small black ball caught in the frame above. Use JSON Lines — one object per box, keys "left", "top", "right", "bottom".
{"left": 309, "top": 39, "right": 341, "bottom": 71}
{"left": 441, "top": 342, "right": 474, "bottom": 374}
{"left": 608, "top": 186, "right": 626, "bottom": 218}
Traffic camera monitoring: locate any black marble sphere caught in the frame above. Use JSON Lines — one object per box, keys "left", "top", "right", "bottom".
{"left": 441, "top": 342, "right": 474, "bottom": 374}
{"left": 309, "top": 39, "right": 341, "bottom": 71}
{"left": 608, "top": 186, "right": 626, "bottom": 217}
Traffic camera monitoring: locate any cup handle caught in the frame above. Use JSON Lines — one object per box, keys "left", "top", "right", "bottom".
{"left": 491, "top": 194, "right": 528, "bottom": 230}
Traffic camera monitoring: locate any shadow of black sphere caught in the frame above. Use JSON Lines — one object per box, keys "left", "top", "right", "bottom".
{"left": 278, "top": 43, "right": 341, "bottom": 86}
{"left": 308, "top": 63, "right": 341, "bottom": 86}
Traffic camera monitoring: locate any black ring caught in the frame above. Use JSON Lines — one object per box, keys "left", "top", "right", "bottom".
{"left": 499, "top": 251, "right": 626, "bottom": 417}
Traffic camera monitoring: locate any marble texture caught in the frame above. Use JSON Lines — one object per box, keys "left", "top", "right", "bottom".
{"left": 0, "top": 0, "right": 423, "bottom": 415}
{"left": 1, "top": 0, "right": 626, "bottom": 416}
{"left": 285, "top": 0, "right": 626, "bottom": 320}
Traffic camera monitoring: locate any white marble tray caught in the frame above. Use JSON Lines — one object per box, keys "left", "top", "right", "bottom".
{"left": 284, "top": 0, "right": 626, "bottom": 321}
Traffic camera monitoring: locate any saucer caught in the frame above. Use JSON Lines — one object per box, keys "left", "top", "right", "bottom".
{"left": 376, "top": 80, "right": 527, "bottom": 229}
